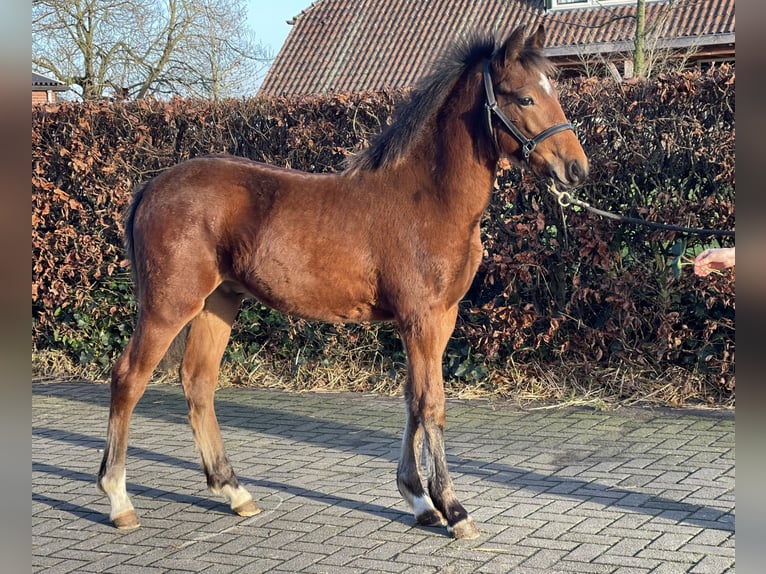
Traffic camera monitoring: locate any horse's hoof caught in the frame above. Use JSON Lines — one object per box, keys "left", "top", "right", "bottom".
{"left": 232, "top": 500, "right": 261, "bottom": 517}
{"left": 415, "top": 508, "right": 447, "bottom": 527}
{"left": 449, "top": 517, "right": 480, "bottom": 540}
{"left": 112, "top": 510, "right": 140, "bottom": 530}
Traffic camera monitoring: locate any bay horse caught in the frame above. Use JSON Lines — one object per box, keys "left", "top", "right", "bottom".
{"left": 97, "top": 25, "right": 587, "bottom": 539}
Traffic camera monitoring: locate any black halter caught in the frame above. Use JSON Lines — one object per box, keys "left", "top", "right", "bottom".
{"left": 482, "top": 61, "right": 575, "bottom": 161}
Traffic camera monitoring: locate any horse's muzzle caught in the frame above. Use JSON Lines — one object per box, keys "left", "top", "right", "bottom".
{"left": 566, "top": 158, "right": 588, "bottom": 187}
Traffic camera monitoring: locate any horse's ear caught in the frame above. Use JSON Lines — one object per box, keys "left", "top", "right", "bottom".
{"left": 496, "top": 27, "right": 526, "bottom": 69}
{"left": 525, "top": 25, "right": 546, "bottom": 51}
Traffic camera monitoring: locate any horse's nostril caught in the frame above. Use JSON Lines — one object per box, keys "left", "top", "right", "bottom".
{"left": 568, "top": 159, "right": 587, "bottom": 183}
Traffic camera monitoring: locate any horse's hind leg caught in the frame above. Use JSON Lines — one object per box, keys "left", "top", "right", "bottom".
{"left": 180, "top": 286, "right": 260, "bottom": 518}
{"left": 97, "top": 311, "right": 195, "bottom": 529}
{"left": 397, "top": 306, "right": 480, "bottom": 540}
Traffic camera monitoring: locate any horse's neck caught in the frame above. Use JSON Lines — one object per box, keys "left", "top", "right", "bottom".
{"left": 409, "top": 97, "right": 497, "bottom": 219}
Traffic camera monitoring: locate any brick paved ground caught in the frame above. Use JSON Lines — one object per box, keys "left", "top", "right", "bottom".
{"left": 33, "top": 381, "right": 734, "bottom": 573}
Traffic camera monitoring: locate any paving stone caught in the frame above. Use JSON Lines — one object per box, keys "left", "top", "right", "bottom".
{"left": 690, "top": 555, "right": 736, "bottom": 573}
{"left": 33, "top": 382, "right": 735, "bottom": 573}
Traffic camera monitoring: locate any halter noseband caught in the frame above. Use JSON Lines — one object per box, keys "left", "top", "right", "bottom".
{"left": 482, "top": 60, "right": 575, "bottom": 161}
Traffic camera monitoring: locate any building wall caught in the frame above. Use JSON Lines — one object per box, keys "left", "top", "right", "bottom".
{"left": 33, "top": 90, "right": 56, "bottom": 104}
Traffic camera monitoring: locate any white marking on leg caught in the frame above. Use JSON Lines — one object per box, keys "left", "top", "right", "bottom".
{"left": 412, "top": 494, "right": 437, "bottom": 517}
{"left": 539, "top": 72, "right": 553, "bottom": 95}
{"left": 99, "top": 468, "right": 135, "bottom": 520}
{"left": 220, "top": 484, "right": 253, "bottom": 510}
{"left": 413, "top": 494, "right": 447, "bottom": 526}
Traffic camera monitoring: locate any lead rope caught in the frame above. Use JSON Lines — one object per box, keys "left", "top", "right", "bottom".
{"left": 545, "top": 180, "right": 735, "bottom": 237}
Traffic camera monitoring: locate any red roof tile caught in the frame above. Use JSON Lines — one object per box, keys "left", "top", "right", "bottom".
{"left": 259, "top": 0, "right": 734, "bottom": 95}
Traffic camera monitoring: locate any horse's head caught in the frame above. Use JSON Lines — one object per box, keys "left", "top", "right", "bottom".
{"left": 485, "top": 26, "right": 588, "bottom": 188}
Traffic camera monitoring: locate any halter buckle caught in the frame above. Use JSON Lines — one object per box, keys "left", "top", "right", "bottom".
{"left": 522, "top": 140, "right": 536, "bottom": 159}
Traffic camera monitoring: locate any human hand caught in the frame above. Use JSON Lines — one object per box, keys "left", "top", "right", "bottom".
{"left": 693, "top": 247, "right": 735, "bottom": 277}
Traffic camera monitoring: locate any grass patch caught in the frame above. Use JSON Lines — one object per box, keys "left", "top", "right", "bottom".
{"left": 33, "top": 341, "right": 734, "bottom": 410}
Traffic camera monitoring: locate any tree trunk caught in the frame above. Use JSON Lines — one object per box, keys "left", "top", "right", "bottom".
{"left": 633, "top": 0, "right": 646, "bottom": 78}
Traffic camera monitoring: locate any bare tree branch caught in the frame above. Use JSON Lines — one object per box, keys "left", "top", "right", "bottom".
{"left": 33, "top": 0, "right": 272, "bottom": 100}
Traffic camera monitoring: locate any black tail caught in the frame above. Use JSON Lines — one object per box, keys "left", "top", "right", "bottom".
{"left": 123, "top": 182, "right": 149, "bottom": 295}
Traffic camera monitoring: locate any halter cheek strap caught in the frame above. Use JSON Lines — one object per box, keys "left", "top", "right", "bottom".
{"left": 482, "top": 61, "right": 575, "bottom": 161}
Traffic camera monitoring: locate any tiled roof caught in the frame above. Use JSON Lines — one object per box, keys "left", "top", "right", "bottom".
{"left": 259, "top": 0, "right": 734, "bottom": 96}
{"left": 33, "top": 72, "right": 68, "bottom": 90}
{"left": 542, "top": 0, "right": 734, "bottom": 58}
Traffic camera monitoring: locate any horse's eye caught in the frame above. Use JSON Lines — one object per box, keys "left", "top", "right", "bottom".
{"left": 518, "top": 96, "right": 535, "bottom": 106}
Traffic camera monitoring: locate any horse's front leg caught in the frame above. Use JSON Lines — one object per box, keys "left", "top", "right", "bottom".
{"left": 398, "top": 407, "right": 446, "bottom": 528}
{"left": 396, "top": 307, "right": 480, "bottom": 539}
{"left": 421, "top": 415, "right": 479, "bottom": 539}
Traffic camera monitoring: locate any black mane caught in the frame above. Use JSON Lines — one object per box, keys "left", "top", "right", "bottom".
{"left": 344, "top": 28, "right": 552, "bottom": 172}
{"left": 345, "top": 32, "right": 497, "bottom": 172}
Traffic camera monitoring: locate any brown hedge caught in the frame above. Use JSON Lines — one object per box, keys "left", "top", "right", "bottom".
{"left": 32, "top": 66, "right": 735, "bottom": 401}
